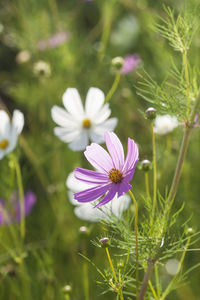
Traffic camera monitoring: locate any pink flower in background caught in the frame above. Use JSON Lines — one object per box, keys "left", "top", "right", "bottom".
{"left": 0, "top": 191, "right": 36, "bottom": 225}
{"left": 120, "top": 54, "right": 141, "bottom": 74}
{"left": 37, "top": 31, "right": 70, "bottom": 51}
{"left": 74, "top": 131, "right": 139, "bottom": 208}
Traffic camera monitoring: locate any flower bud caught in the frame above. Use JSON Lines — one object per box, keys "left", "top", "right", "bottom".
{"left": 111, "top": 56, "right": 124, "bottom": 70}
{"left": 186, "top": 227, "right": 195, "bottom": 235}
{"left": 62, "top": 284, "right": 72, "bottom": 295}
{"left": 99, "top": 237, "right": 110, "bottom": 248}
{"left": 117, "top": 260, "right": 124, "bottom": 269}
{"left": 141, "top": 159, "right": 151, "bottom": 172}
{"left": 33, "top": 60, "right": 51, "bottom": 77}
{"left": 79, "top": 226, "right": 89, "bottom": 236}
{"left": 145, "top": 107, "right": 157, "bottom": 120}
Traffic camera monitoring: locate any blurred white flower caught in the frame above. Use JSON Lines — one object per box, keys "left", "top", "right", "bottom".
{"left": 165, "top": 259, "right": 180, "bottom": 276}
{"left": 0, "top": 110, "right": 24, "bottom": 160}
{"left": 51, "top": 87, "right": 118, "bottom": 151}
{"left": 16, "top": 50, "right": 31, "bottom": 64}
{"left": 33, "top": 60, "right": 51, "bottom": 77}
{"left": 154, "top": 115, "right": 178, "bottom": 135}
{"left": 66, "top": 172, "right": 130, "bottom": 222}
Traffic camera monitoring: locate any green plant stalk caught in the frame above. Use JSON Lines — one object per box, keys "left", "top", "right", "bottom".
{"left": 139, "top": 262, "right": 154, "bottom": 300}
{"left": 154, "top": 264, "right": 161, "bottom": 298}
{"left": 144, "top": 171, "right": 150, "bottom": 198}
{"left": 14, "top": 156, "right": 25, "bottom": 240}
{"left": 160, "top": 237, "right": 191, "bottom": 300}
{"left": 151, "top": 122, "right": 157, "bottom": 224}
{"left": 139, "top": 93, "right": 200, "bottom": 300}
{"left": 105, "top": 71, "right": 121, "bottom": 103}
{"left": 82, "top": 241, "right": 89, "bottom": 300}
{"left": 118, "top": 268, "right": 124, "bottom": 300}
{"left": 105, "top": 247, "right": 118, "bottom": 284}
{"left": 128, "top": 190, "right": 139, "bottom": 300}
{"left": 183, "top": 49, "right": 190, "bottom": 119}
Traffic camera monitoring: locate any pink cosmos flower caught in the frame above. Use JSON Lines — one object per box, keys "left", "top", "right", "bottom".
{"left": 0, "top": 191, "right": 36, "bottom": 225}
{"left": 74, "top": 132, "right": 139, "bottom": 208}
{"left": 120, "top": 54, "right": 141, "bottom": 74}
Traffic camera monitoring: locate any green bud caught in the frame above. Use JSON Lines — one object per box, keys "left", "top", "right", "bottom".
{"left": 117, "top": 260, "right": 124, "bottom": 269}
{"left": 145, "top": 107, "right": 157, "bottom": 120}
{"left": 111, "top": 57, "right": 124, "bottom": 70}
{"left": 62, "top": 284, "right": 72, "bottom": 295}
{"left": 79, "top": 226, "right": 89, "bottom": 237}
{"left": 99, "top": 237, "right": 110, "bottom": 248}
{"left": 187, "top": 227, "right": 195, "bottom": 235}
{"left": 141, "top": 159, "right": 151, "bottom": 172}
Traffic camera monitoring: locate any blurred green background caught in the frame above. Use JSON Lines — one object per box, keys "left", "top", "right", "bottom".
{"left": 0, "top": 0, "right": 200, "bottom": 299}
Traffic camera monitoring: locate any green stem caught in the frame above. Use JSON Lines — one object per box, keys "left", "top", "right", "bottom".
{"left": 139, "top": 262, "right": 154, "bottom": 300}
{"left": 183, "top": 50, "right": 190, "bottom": 119}
{"left": 118, "top": 268, "right": 124, "bottom": 300}
{"left": 154, "top": 264, "right": 161, "bottom": 298}
{"left": 105, "top": 247, "right": 118, "bottom": 284}
{"left": 83, "top": 241, "right": 89, "bottom": 300}
{"left": 105, "top": 71, "right": 121, "bottom": 103}
{"left": 151, "top": 122, "right": 157, "bottom": 224}
{"left": 14, "top": 156, "right": 25, "bottom": 240}
{"left": 144, "top": 172, "right": 150, "bottom": 198}
{"left": 128, "top": 190, "right": 139, "bottom": 300}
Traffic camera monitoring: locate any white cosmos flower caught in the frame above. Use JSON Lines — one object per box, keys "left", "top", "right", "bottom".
{"left": 0, "top": 110, "right": 24, "bottom": 160}
{"left": 51, "top": 87, "right": 118, "bottom": 151}
{"left": 66, "top": 172, "right": 130, "bottom": 222}
{"left": 154, "top": 115, "right": 178, "bottom": 135}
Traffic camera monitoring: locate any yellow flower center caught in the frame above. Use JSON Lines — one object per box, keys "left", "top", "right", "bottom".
{"left": 109, "top": 168, "right": 123, "bottom": 183}
{"left": 0, "top": 139, "right": 9, "bottom": 149}
{"left": 82, "top": 119, "right": 91, "bottom": 129}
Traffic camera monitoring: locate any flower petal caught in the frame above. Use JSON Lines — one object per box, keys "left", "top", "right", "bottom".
{"left": 90, "top": 118, "right": 118, "bottom": 144}
{"left": 94, "top": 103, "right": 111, "bottom": 124}
{"left": 66, "top": 172, "right": 92, "bottom": 194}
{"left": 105, "top": 131, "right": 124, "bottom": 170}
{"left": 123, "top": 138, "right": 139, "bottom": 172}
{"left": 94, "top": 186, "right": 117, "bottom": 208}
{"left": 62, "top": 88, "right": 84, "bottom": 120}
{"left": 74, "top": 183, "right": 112, "bottom": 203}
{"left": 84, "top": 143, "right": 113, "bottom": 173}
{"left": 68, "top": 130, "right": 89, "bottom": 151}
{"left": 85, "top": 88, "right": 105, "bottom": 118}
{"left": 110, "top": 194, "right": 131, "bottom": 217}
{"left": 54, "top": 127, "right": 80, "bottom": 143}
{"left": 0, "top": 110, "right": 10, "bottom": 137}
{"left": 74, "top": 168, "right": 109, "bottom": 185}
{"left": 12, "top": 110, "right": 24, "bottom": 135}
{"left": 51, "top": 105, "right": 77, "bottom": 127}
{"left": 116, "top": 181, "right": 132, "bottom": 197}
{"left": 74, "top": 204, "right": 105, "bottom": 222}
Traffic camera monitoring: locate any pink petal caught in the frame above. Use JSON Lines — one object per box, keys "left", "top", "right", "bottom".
{"left": 74, "top": 183, "right": 112, "bottom": 203}
{"left": 74, "top": 168, "right": 109, "bottom": 185}
{"left": 94, "top": 186, "right": 117, "bottom": 208}
{"left": 84, "top": 143, "right": 113, "bottom": 173}
{"left": 123, "top": 138, "right": 139, "bottom": 173}
{"left": 116, "top": 182, "right": 132, "bottom": 197}
{"left": 105, "top": 132, "right": 124, "bottom": 170}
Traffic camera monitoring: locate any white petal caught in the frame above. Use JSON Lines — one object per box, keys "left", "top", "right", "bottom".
{"left": 0, "top": 150, "right": 5, "bottom": 160}
{"left": 51, "top": 105, "right": 77, "bottom": 127}
{"left": 54, "top": 127, "right": 81, "bottom": 143}
{"left": 90, "top": 118, "right": 118, "bottom": 143}
{"left": 0, "top": 110, "right": 10, "bottom": 136}
{"left": 74, "top": 203, "right": 106, "bottom": 222}
{"left": 4, "top": 133, "right": 17, "bottom": 155}
{"left": 68, "top": 190, "right": 80, "bottom": 206}
{"left": 12, "top": 110, "right": 24, "bottom": 135}
{"left": 93, "top": 103, "right": 111, "bottom": 124}
{"left": 68, "top": 130, "right": 89, "bottom": 151}
{"left": 66, "top": 172, "right": 92, "bottom": 193}
{"left": 85, "top": 88, "right": 105, "bottom": 118}
{"left": 62, "top": 88, "right": 84, "bottom": 120}
{"left": 110, "top": 194, "right": 131, "bottom": 217}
